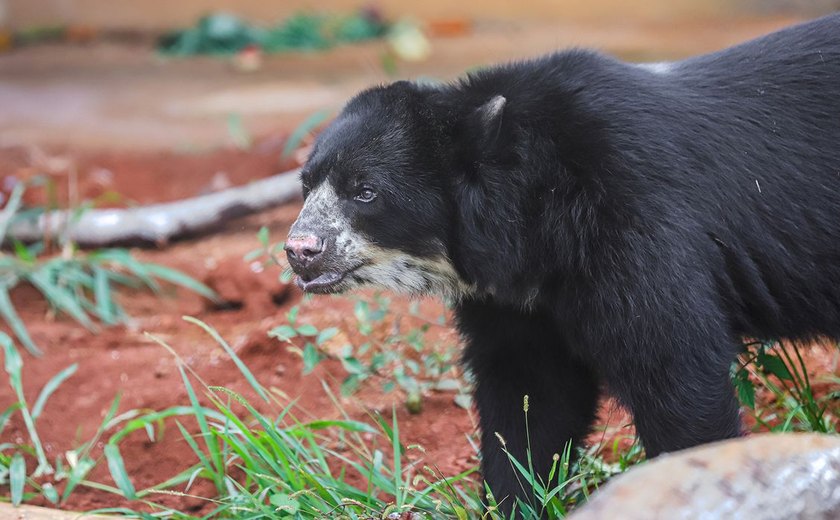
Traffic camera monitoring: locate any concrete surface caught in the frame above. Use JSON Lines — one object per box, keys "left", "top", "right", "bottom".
{"left": 4, "top": 0, "right": 750, "bottom": 30}
{"left": 0, "top": 503, "right": 112, "bottom": 519}
{"left": 0, "top": 16, "right": 801, "bottom": 151}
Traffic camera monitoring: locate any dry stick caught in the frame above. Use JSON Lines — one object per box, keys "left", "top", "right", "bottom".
{"left": 3, "top": 168, "right": 302, "bottom": 248}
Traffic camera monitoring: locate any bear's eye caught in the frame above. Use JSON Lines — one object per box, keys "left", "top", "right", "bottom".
{"left": 300, "top": 174, "right": 311, "bottom": 197}
{"left": 354, "top": 186, "right": 377, "bottom": 203}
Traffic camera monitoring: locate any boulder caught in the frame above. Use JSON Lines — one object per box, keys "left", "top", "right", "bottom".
{"left": 571, "top": 433, "right": 840, "bottom": 520}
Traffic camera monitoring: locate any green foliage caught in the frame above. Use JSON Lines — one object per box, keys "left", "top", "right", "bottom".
{"left": 159, "top": 11, "right": 389, "bottom": 56}
{"left": 124, "top": 318, "right": 483, "bottom": 518}
{"left": 483, "top": 396, "right": 644, "bottom": 519}
{"left": 2, "top": 333, "right": 55, "bottom": 482}
{"left": 0, "top": 332, "right": 114, "bottom": 506}
{"left": 0, "top": 245, "right": 216, "bottom": 356}
{"left": 732, "top": 340, "right": 838, "bottom": 433}
{"left": 270, "top": 295, "right": 467, "bottom": 414}
{"left": 0, "top": 181, "right": 216, "bottom": 355}
{"left": 1, "top": 315, "right": 645, "bottom": 519}
{"left": 244, "top": 226, "right": 294, "bottom": 284}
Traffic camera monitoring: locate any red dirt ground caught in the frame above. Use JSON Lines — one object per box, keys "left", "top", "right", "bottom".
{"left": 0, "top": 142, "right": 837, "bottom": 514}
{"left": 0, "top": 142, "right": 481, "bottom": 514}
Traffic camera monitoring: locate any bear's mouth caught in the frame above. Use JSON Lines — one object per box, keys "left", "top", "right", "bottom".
{"left": 295, "top": 264, "right": 363, "bottom": 294}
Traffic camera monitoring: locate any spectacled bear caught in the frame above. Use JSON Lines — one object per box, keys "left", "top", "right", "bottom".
{"left": 285, "top": 13, "right": 840, "bottom": 515}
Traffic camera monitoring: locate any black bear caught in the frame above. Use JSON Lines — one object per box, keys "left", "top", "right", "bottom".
{"left": 284, "top": 13, "right": 840, "bottom": 514}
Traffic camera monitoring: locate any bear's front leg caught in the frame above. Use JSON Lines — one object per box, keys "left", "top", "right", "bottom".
{"left": 596, "top": 291, "right": 744, "bottom": 457}
{"left": 456, "top": 298, "right": 600, "bottom": 517}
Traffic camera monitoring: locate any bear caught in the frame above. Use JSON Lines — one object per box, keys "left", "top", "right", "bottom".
{"left": 284, "top": 12, "right": 840, "bottom": 515}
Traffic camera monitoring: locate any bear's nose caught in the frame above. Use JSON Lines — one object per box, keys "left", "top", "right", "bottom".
{"left": 285, "top": 235, "right": 325, "bottom": 265}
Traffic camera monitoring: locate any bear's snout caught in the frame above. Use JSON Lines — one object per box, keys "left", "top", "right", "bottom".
{"left": 285, "top": 235, "right": 325, "bottom": 267}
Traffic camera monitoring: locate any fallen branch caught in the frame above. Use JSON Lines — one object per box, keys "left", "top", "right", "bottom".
{"left": 4, "top": 168, "right": 302, "bottom": 248}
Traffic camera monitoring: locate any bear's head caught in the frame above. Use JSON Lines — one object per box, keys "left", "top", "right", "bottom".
{"left": 285, "top": 80, "right": 513, "bottom": 300}
{"left": 286, "top": 77, "right": 523, "bottom": 298}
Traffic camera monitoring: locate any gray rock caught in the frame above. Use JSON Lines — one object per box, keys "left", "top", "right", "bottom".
{"left": 571, "top": 433, "right": 840, "bottom": 520}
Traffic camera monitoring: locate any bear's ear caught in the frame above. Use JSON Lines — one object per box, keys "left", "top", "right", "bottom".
{"left": 469, "top": 95, "right": 506, "bottom": 148}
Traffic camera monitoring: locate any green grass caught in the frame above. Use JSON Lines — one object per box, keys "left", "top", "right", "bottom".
{"left": 733, "top": 339, "right": 838, "bottom": 433}
{"left": 1, "top": 214, "right": 837, "bottom": 519}
{"left": 0, "top": 180, "right": 217, "bottom": 355}
{"left": 104, "top": 317, "right": 649, "bottom": 519}
{"left": 269, "top": 295, "right": 465, "bottom": 414}
{"left": 114, "top": 318, "right": 485, "bottom": 518}
{"left": 158, "top": 11, "right": 389, "bottom": 57}
{"left": 0, "top": 314, "right": 640, "bottom": 519}
{"left": 0, "top": 330, "right": 121, "bottom": 507}
{"left": 1, "top": 313, "right": 837, "bottom": 518}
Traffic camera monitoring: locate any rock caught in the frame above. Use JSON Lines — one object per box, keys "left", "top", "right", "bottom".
{"left": 570, "top": 433, "right": 840, "bottom": 520}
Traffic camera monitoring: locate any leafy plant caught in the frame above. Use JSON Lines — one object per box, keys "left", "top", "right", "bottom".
{"left": 270, "top": 295, "right": 466, "bottom": 414}
{"left": 733, "top": 340, "right": 838, "bottom": 433}
{"left": 244, "top": 226, "right": 293, "bottom": 284}
{"left": 1, "top": 330, "right": 199, "bottom": 512}
{"left": 252, "top": 227, "right": 469, "bottom": 412}
{"left": 1, "top": 332, "right": 54, "bottom": 504}
{"left": 159, "top": 10, "right": 389, "bottom": 57}
{"left": 0, "top": 180, "right": 217, "bottom": 355}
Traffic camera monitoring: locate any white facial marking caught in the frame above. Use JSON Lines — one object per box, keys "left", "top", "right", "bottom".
{"left": 293, "top": 182, "right": 347, "bottom": 238}
{"left": 292, "top": 180, "right": 473, "bottom": 299}
{"left": 350, "top": 244, "right": 474, "bottom": 300}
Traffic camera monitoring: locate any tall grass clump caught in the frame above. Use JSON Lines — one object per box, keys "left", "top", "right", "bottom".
{"left": 0, "top": 180, "right": 216, "bottom": 355}
{"left": 483, "top": 395, "right": 643, "bottom": 519}
{"left": 1, "top": 331, "right": 122, "bottom": 507}
{"left": 91, "top": 317, "right": 482, "bottom": 519}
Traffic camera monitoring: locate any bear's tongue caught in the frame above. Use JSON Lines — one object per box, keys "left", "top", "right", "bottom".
{"left": 296, "top": 271, "right": 344, "bottom": 292}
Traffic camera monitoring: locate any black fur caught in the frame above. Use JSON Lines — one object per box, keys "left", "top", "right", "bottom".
{"left": 289, "top": 13, "right": 840, "bottom": 514}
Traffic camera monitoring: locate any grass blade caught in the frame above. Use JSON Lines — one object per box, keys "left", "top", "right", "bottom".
{"left": 183, "top": 316, "right": 268, "bottom": 402}
{"left": 1, "top": 334, "right": 51, "bottom": 475}
{"left": 392, "top": 409, "right": 403, "bottom": 507}
{"left": 29, "top": 270, "right": 97, "bottom": 331}
{"left": 10, "top": 452, "right": 25, "bottom": 506}
{"left": 104, "top": 444, "right": 137, "bottom": 499}
{"left": 93, "top": 267, "right": 116, "bottom": 324}
{"left": 177, "top": 364, "right": 226, "bottom": 492}
{"left": 0, "top": 285, "right": 40, "bottom": 355}
{"left": 91, "top": 249, "right": 161, "bottom": 292}
{"left": 142, "top": 263, "right": 217, "bottom": 301}
{"left": 32, "top": 363, "right": 78, "bottom": 420}
{"left": 62, "top": 395, "right": 122, "bottom": 502}
{"left": 0, "top": 403, "right": 22, "bottom": 436}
